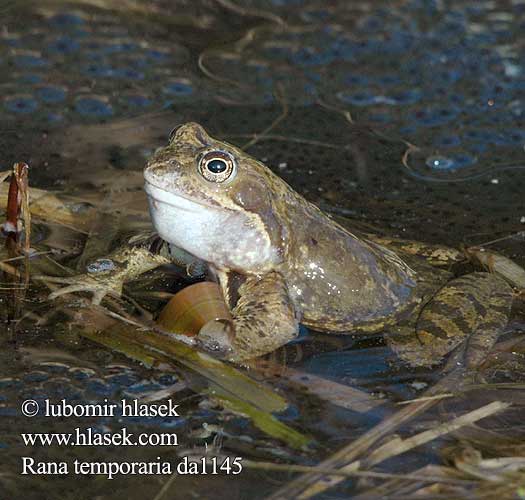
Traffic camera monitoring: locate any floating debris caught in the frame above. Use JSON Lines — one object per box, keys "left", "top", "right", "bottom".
{"left": 466, "top": 247, "right": 525, "bottom": 289}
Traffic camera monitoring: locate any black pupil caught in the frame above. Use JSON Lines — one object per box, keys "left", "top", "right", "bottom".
{"left": 207, "top": 158, "right": 227, "bottom": 174}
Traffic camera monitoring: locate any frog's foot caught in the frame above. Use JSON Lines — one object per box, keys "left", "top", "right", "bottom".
{"left": 44, "top": 273, "right": 123, "bottom": 305}
{"left": 43, "top": 246, "right": 170, "bottom": 306}
{"left": 149, "top": 236, "right": 207, "bottom": 279}
{"left": 196, "top": 319, "right": 234, "bottom": 358}
{"left": 195, "top": 271, "right": 299, "bottom": 363}
{"left": 388, "top": 272, "right": 513, "bottom": 370}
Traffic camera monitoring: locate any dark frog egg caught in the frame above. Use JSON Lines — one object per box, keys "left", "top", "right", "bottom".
{"left": 68, "top": 367, "right": 96, "bottom": 380}
{"left": 112, "top": 67, "right": 145, "bottom": 80}
{"left": 412, "top": 107, "right": 459, "bottom": 127}
{"left": 48, "top": 12, "right": 86, "bottom": 26}
{"left": 290, "top": 46, "right": 334, "bottom": 66}
{"left": 146, "top": 48, "right": 170, "bottom": 61}
{"left": 124, "top": 380, "right": 163, "bottom": 396}
{"left": 433, "top": 135, "right": 461, "bottom": 148}
{"left": 162, "top": 78, "right": 194, "bottom": 96}
{"left": 4, "top": 95, "right": 39, "bottom": 114}
{"left": 388, "top": 88, "right": 422, "bottom": 105}
{"left": 42, "top": 378, "right": 84, "bottom": 399}
{"left": 0, "top": 377, "right": 22, "bottom": 389}
{"left": 18, "top": 74, "right": 44, "bottom": 84}
{"left": 82, "top": 63, "right": 114, "bottom": 78}
{"left": 101, "top": 41, "right": 139, "bottom": 54}
{"left": 452, "top": 153, "right": 477, "bottom": 168}
{"left": 368, "top": 112, "right": 391, "bottom": 123}
{"left": 46, "top": 112, "right": 64, "bottom": 123}
{"left": 122, "top": 94, "right": 152, "bottom": 108}
{"left": 11, "top": 52, "right": 49, "bottom": 69}
{"left": 75, "top": 95, "right": 114, "bottom": 117}
{"left": 336, "top": 90, "right": 377, "bottom": 106}
{"left": 46, "top": 36, "right": 80, "bottom": 54}
{"left": 23, "top": 371, "right": 50, "bottom": 383}
{"left": 35, "top": 85, "right": 67, "bottom": 103}
{"left": 86, "top": 378, "right": 118, "bottom": 396}
{"left": 104, "top": 372, "right": 140, "bottom": 387}
{"left": 37, "top": 362, "right": 70, "bottom": 374}
{"left": 156, "top": 373, "right": 179, "bottom": 386}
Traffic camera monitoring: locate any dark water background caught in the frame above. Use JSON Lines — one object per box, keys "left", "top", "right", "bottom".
{"left": 0, "top": 1, "right": 524, "bottom": 499}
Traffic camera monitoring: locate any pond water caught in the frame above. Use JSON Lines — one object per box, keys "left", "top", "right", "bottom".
{"left": 0, "top": 1, "right": 524, "bottom": 499}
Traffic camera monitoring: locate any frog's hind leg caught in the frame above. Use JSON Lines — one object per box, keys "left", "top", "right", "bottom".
{"left": 364, "top": 235, "right": 465, "bottom": 269}
{"left": 197, "top": 271, "right": 300, "bottom": 363}
{"left": 389, "top": 272, "right": 513, "bottom": 369}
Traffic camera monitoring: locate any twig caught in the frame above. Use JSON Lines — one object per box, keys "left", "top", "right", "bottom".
{"left": 269, "top": 400, "right": 510, "bottom": 499}
{"left": 316, "top": 97, "right": 354, "bottom": 124}
{"left": 14, "top": 162, "right": 31, "bottom": 255}
{"left": 266, "top": 369, "right": 505, "bottom": 499}
{"left": 396, "top": 393, "right": 454, "bottom": 405}
{"left": 267, "top": 396, "right": 440, "bottom": 500}
{"left": 97, "top": 306, "right": 150, "bottom": 330}
{"left": 366, "top": 401, "right": 510, "bottom": 466}
{"left": 242, "top": 83, "right": 288, "bottom": 150}
{"left": 282, "top": 367, "right": 384, "bottom": 413}
{"left": 467, "top": 231, "right": 525, "bottom": 248}
{"left": 244, "top": 460, "right": 474, "bottom": 486}
{"left": 214, "top": 0, "right": 286, "bottom": 25}
{"left": 223, "top": 133, "right": 345, "bottom": 150}
{"left": 1, "top": 250, "right": 53, "bottom": 263}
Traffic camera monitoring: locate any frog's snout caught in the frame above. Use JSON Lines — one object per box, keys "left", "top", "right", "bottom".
{"left": 143, "top": 160, "right": 180, "bottom": 190}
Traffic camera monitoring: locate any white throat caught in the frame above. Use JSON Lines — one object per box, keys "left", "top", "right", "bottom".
{"left": 144, "top": 182, "right": 279, "bottom": 272}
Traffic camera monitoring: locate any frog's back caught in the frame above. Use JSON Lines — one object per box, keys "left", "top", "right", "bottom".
{"left": 281, "top": 201, "right": 419, "bottom": 333}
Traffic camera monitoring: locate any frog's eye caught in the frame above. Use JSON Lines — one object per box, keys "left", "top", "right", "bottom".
{"left": 198, "top": 150, "right": 236, "bottom": 183}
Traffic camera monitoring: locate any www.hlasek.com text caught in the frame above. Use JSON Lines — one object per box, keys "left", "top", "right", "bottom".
{"left": 22, "top": 427, "right": 179, "bottom": 447}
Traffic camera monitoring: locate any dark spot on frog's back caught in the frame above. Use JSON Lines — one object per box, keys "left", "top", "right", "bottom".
{"left": 311, "top": 237, "right": 318, "bottom": 246}
{"left": 418, "top": 313, "right": 472, "bottom": 340}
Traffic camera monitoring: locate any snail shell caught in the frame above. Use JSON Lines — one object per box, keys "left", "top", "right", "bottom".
{"left": 157, "top": 281, "right": 232, "bottom": 336}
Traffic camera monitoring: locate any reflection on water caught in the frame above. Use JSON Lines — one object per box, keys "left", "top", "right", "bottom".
{"left": 0, "top": 1, "right": 524, "bottom": 499}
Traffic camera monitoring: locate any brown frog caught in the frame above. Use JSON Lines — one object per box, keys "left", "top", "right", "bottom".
{"left": 51, "top": 122, "right": 514, "bottom": 367}
{"left": 141, "top": 123, "right": 514, "bottom": 366}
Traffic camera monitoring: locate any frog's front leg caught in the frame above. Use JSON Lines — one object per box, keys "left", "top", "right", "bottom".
{"left": 197, "top": 271, "right": 299, "bottom": 363}
{"left": 42, "top": 244, "right": 170, "bottom": 305}
{"left": 388, "top": 272, "right": 513, "bottom": 369}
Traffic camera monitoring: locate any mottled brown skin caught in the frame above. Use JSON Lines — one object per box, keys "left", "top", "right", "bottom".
{"left": 141, "top": 123, "right": 514, "bottom": 366}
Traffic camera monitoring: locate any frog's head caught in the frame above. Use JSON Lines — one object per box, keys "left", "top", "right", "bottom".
{"left": 144, "top": 122, "right": 287, "bottom": 272}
